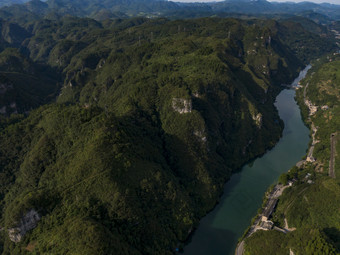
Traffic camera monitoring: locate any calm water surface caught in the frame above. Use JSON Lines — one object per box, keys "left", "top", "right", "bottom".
{"left": 183, "top": 68, "right": 310, "bottom": 255}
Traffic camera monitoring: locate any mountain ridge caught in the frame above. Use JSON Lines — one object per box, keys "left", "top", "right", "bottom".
{"left": 0, "top": 1, "right": 338, "bottom": 254}
{"left": 0, "top": 0, "right": 339, "bottom": 22}
{"left": 0, "top": 14, "right": 336, "bottom": 254}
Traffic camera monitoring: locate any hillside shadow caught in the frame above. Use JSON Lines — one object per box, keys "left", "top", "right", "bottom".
{"left": 324, "top": 227, "right": 340, "bottom": 252}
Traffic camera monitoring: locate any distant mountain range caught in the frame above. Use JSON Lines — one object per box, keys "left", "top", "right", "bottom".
{"left": 0, "top": 0, "right": 339, "bottom": 21}
{"left": 0, "top": 0, "right": 27, "bottom": 7}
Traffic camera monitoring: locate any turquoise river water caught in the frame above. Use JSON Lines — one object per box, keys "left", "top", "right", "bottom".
{"left": 183, "top": 66, "right": 311, "bottom": 255}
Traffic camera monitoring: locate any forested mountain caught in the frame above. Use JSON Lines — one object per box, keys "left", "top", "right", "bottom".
{"left": 0, "top": 11, "right": 337, "bottom": 254}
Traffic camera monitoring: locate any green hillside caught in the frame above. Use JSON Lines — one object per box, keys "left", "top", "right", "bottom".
{"left": 0, "top": 15, "right": 337, "bottom": 254}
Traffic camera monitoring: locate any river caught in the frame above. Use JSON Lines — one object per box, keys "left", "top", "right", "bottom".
{"left": 183, "top": 66, "right": 311, "bottom": 255}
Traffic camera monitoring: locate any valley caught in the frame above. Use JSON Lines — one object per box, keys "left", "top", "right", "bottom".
{"left": 184, "top": 70, "right": 310, "bottom": 254}
{"left": 243, "top": 54, "right": 340, "bottom": 255}
{"left": 0, "top": 0, "right": 338, "bottom": 254}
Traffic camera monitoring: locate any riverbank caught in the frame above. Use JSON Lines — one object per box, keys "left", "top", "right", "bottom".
{"left": 295, "top": 75, "right": 320, "bottom": 166}
{"left": 242, "top": 56, "right": 340, "bottom": 255}
{"left": 235, "top": 184, "right": 291, "bottom": 255}
{"left": 234, "top": 65, "right": 313, "bottom": 255}
{"left": 183, "top": 67, "right": 310, "bottom": 255}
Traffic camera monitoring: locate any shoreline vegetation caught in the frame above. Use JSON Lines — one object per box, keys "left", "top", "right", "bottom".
{"left": 235, "top": 65, "right": 311, "bottom": 255}
{"left": 240, "top": 53, "right": 340, "bottom": 255}
{"left": 185, "top": 64, "right": 310, "bottom": 254}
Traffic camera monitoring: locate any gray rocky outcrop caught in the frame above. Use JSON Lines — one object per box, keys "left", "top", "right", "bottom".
{"left": 8, "top": 209, "right": 40, "bottom": 243}
{"left": 252, "top": 113, "right": 263, "bottom": 128}
{"left": 172, "top": 98, "right": 192, "bottom": 114}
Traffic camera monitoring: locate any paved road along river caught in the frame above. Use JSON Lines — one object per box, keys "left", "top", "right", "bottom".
{"left": 183, "top": 67, "right": 311, "bottom": 255}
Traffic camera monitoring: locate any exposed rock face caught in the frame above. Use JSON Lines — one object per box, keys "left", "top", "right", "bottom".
{"left": 172, "top": 98, "right": 192, "bottom": 114}
{"left": 97, "top": 59, "right": 106, "bottom": 69}
{"left": 194, "top": 130, "right": 207, "bottom": 143}
{"left": 192, "top": 92, "right": 201, "bottom": 98}
{"left": 304, "top": 99, "right": 318, "bottom": 115}
{"left": 252, "top": 113, "right": 263, "bottom": 128}
{"left": 8, "top": 209, "right": 40, "bottom": 243}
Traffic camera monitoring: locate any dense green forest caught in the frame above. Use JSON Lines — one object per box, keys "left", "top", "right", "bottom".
{"left": 244, "top": 55, "right": 340, "bottom": 255}
{"left": 0, "top": 2, "right": 338, "bottom": 254}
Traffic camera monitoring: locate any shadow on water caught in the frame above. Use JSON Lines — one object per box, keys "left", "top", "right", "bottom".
{"left": 184, "top": 228, "right": 238, "bottom": 255}
{"left": 182, "top": 173, "right": 243, "bottom": 255}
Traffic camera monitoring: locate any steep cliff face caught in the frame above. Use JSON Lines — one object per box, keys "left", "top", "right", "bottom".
{"left": 172, "top": 98, "right": 192, "bottom": 114}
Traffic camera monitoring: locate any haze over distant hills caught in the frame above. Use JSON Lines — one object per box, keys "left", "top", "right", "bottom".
{"left": 267, "top": 0, "right": 339, "bottom": 4}
{"left": 0, "top": 0, "right": 339, "bottom": 20}
{"left": 176, "top": 0, "right": 340, "bottom": 4}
